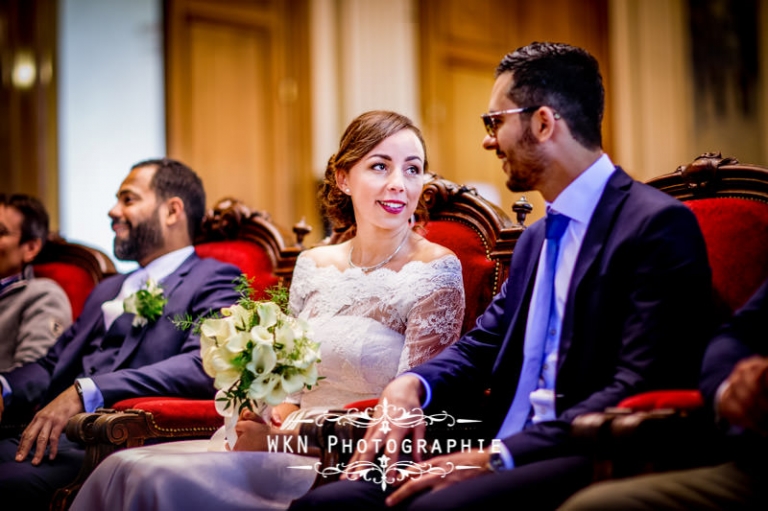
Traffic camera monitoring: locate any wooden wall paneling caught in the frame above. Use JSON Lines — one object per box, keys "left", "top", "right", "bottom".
{"left": 0, "top": 0, "right": 59, "bottom": 229}
{"left": 419, "top": 0, "right": 610, "bottom": 225}
{"left": 165, "top": 0, "right": 315, "bottom": 240}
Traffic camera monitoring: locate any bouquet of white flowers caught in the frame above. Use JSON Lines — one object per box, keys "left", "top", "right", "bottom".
{"left": 184, "top": 279, "right": 321, "bottom": 448}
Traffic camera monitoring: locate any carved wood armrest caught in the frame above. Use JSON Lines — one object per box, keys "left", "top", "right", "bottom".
{"left": 572, "top": 407, "right": 723, "bottom": 482}
{"left": 53, "top": 410, "right": 159, "bottom": 510}
{"left": 54, "top": 407, "right": 220, "bottom": 511}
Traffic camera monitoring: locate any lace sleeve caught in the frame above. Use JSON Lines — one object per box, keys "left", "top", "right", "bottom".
{"left": 288, "top": 254, "right": 309, "bottom": 316}
{"left": 397, "top": 261, "right": 465, "bottom": 374}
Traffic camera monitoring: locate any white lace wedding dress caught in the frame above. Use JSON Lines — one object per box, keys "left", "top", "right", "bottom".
{"left": 70, "top": 254, "right": 465, "bottom": 511}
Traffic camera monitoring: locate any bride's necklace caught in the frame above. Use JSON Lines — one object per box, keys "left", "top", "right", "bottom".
{"left": 348, "top": 232, "right": 410, "bottom": 273}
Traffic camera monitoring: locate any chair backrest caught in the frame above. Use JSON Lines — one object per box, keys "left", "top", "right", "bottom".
{"left": 419, "top": 175, "right": 530, "bottom": 333}
{"left": 326, "top": 174, "right": 531, "bottom": 334}
{"left": 32, "top": 236, "right": 117, "bottom": 320}
{"left": 646, "top": 153, "right": 768, "bottom": 321}
{"left": 193, "top": 197, "right": 309, "bottom": 298}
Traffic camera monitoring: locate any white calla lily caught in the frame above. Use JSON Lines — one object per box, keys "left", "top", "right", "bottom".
{"left": 255, "top": 302, "right": 280, "bottom": 328}
{"left": 247, "top": 373, "right": 278, "bottom": 401}
{"left": 302, "top": 363, "right": 319, "bottom": 387}
{"left": 250, "top": 325, "right": 274, "bottom": 345}
{"left": 213, "top": 389, "right": 236, "bottom": 417}
{"left": 224, "top": 331, "right": 251, "bottom": 355}
{"left": 245, "top": 341, "right": 277, "bottom": 378}
{"left": 222, "top": 304, "right": 251, "bottom": 330}
{"left": 280, "top": 371, "right": 306, "bottom": 394}
{"left": 200, "top": 318, "right": 236, "bottom": 348}
{"left": 274, "top": 323, "right": 295, "bottom": 353}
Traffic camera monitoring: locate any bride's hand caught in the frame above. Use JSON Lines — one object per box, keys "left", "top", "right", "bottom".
{"left": 271, "top": 402, "right": 299, "bottom": 427}
{"left": 232, "top": 410, "right": 273, "bottom": 451}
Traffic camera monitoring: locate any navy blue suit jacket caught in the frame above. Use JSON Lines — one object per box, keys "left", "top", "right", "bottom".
{"left": 700, "top": 278, "right": 768, "bottom": 407}
{"left": 412, "top": 168, "right": 714, "bottom": 466}
{"left": 3, "top": 253, "right": 241, "bottom": 416}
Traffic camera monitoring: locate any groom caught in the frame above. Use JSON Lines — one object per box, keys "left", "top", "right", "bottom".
{"left": 0, "top": 158, "right": 242, "bottom": 509}
{"left": 290, "top": 42, "right": 715, "bottom": 510}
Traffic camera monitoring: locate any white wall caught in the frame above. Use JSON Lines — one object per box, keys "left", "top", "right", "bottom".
{"left": 310, "top": 0, "right": 420, "bottom": 180}
{"left": 58, "top": 0, "right": 165, "bottom": 272}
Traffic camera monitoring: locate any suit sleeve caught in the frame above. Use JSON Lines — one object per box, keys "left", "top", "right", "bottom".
{"left": 410, "top": 277, "right": 516, "bottom": 411}
{"left": 2, "top": 277, "right": 120, "bottom": 413}
{"left": 13, "top": 279, "right": 72, "bottom": 369}
{"left": 700, "top": 278, "right": 768, "bottom": 406}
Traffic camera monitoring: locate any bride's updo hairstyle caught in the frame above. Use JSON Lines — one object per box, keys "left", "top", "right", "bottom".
{"left": 320, "top": 110, "right": 429, "bottom": 235}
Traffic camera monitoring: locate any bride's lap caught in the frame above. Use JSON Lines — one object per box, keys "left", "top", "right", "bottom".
{"left": 71, "top": 441, "right": 318, "bottom": 511}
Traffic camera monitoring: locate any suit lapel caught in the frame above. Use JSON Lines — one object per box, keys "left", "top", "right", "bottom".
{"left": 493, "top": 222, "right": 546, "bottom": 375}
{"left": 558, "top": 168, "right": 632, "bottom": 358}
{"left": 111, "top": 254, "right": 200, "bottom": 369}
{"left": 49, "top": 274, "right": 127, "bottom": 384}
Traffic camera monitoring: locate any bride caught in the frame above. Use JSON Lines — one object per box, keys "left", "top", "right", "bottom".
{"left": 70, "top": 110, "right": 466, "bottom": 511}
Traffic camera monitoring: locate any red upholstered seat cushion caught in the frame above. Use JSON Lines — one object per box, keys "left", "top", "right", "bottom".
{"left": 343, "top": 398, "right": 379, "bottom": 411}
{"left": 618, "top": 390, "right": 704, "bottom": 412}
{"left": 113, "top": 397, "right": 222, "bottom": 431}
{"left": 111, "top": 396, "right": 380, "bottom": 431}
{"left": 195, "top": 240, "right": 279, "bottom": 299}
{"left": 617, "top": 199, "right": 768, "bottom": 415}
{"left": 687, "top": 197, "right": 768, "bottom": 317}
{"left": 423, "top": 220, "right": 497, "bottom": 334}
{"left": 33, "top": 262, "right": 95, "bottom": 321}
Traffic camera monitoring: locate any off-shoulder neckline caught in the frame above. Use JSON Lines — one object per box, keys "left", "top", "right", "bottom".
{"left": 296, "top": 253, "right": 460, "bottom": 276}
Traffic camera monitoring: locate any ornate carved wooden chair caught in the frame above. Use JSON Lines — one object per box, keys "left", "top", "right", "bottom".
{"left": 53, "top": 198, "right": 309, "bottom": 510}
{"left": 571, "top": 153, "right": 768, "bottom": 480}
{"left": 419, "top": 174, "right": 530, "bottom": 333}
{"left": 32, "top": 235, "right": 117, "bottom": 321}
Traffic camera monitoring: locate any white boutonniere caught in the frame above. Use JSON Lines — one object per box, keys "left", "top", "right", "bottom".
{"left": 123, "top": 279, "right": 168, "bottom": 328}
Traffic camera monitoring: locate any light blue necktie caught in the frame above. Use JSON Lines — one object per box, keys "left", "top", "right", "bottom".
{"left": 497, "top": 211, "right": 570, "bottom": 438}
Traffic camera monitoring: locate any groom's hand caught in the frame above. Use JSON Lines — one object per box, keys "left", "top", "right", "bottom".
{"left": 16, "top": 385, "right": 83, "bottom": 465}
{"left": 343, "top": 374, "right": 426, "bottom": 478}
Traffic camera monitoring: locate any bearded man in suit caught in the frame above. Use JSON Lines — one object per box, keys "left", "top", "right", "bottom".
{"left": 0, "top": 158, "right": 242, "bottom": 509}
{"left": 290, "top": 42, "right": 714, "bottom": 510}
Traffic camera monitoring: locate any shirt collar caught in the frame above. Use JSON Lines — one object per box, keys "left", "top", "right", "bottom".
{"left": 548, "top": 153, "right": 615, "bottom": 225}
{"left": 141, "top": 245, "right": 195, "bottom": 284}
{"left": 0, "top": 272, "right": 23, "bottom": 294}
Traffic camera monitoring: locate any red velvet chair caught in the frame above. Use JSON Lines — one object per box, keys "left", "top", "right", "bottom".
{"left": 54, "top": 198, "right": 309, "bottom": 510}
{"left": 572, "top": 153, "right": 768, "bottom": 480}
{"left": 419, "top": 174, "right": 530, "bottom": 334}
{"left": 32, "top": 235, "right": 117, "bottom": 321}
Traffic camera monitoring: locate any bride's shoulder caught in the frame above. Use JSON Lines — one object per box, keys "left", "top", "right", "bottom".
{"left": 410, "top": 237, "right": 458, "bottom": 266}
{"left": 298, "top": 242, "right": 349, "bottom": 269}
